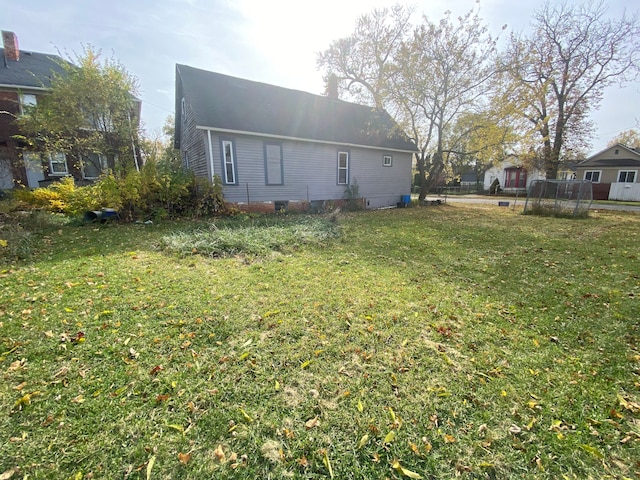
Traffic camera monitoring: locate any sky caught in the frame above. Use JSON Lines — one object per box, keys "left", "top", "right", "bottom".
{"left": 3, "top": 0, "right": 639, "bottom": 155}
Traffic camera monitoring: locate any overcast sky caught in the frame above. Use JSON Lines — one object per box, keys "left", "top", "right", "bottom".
{"left": 3, "top": 0, "right": 639, "bottom": 154}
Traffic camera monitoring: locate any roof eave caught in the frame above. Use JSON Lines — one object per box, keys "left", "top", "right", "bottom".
{"left": 0, "top": 83, "right": 50, "bottom": 91}
{"left": 196, "top": 125, "right": 417, "bottom": 153}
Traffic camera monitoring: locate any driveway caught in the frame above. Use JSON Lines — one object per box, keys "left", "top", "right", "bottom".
{"left": 424, "top": 195, "right": 640, "bottom": 213}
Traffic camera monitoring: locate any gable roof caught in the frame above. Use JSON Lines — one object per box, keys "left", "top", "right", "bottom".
{"left": 0, "top": 49, "right": 67, "bottom": 90}
{"left": 577, "top": 143, "right": 640, "bottom": 168}
{"left": 175, "top": 64, "right": 416, "bottom": 152}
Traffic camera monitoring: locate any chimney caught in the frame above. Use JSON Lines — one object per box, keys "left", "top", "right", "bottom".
{"left": 326, "top": 73, "right": 338, "bottom": 99}
{"left": 2, "top": 31, "right": 20, "bottom": 62}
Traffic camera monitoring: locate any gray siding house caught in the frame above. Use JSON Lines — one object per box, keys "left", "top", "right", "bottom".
{"left": 175, "top": 65, "right": 416, "bottom": 211}
{"left": 575, "top": 143, "right": 640, "bottom": 201}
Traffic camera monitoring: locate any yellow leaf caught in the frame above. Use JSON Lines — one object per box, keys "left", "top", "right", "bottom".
{"left": 388, "top": 406, "right": 396, "bottom": 422}
{"left": 240, "top": 408, "right": 254, "bottom": 423}
{"left": 300, "top": 360, "right": 311, "bottom": 369}
{"left": 526, "top": 417, "right": 537, "bottom": 430}
{"left": 580, "top": 444, "right": 604, "bottom": 459}
{"left": 275, "top": 380, "right": 280, "bottom": 391}
{"left": 357, "top": 400, "right": 363, "bottom": 412}
{"left": 392, "top": 459, "right": 423, "bottom": 479}
{"left": 0, "top": 239, "right": 8, "bottom": 248}
{"left": 167, "top": 424, "right": 185, "bottom": 434}
{"left": 358, "top": 434, "right": 369, "bottom": 449}
{"left": 322, "top": 450, "right": 334, "bottom": 479}
{"left": 384, "top": 431, "right": 395, "bottom": 444}
{"left": 146, "top": 455, "right": 156, "bottom": 480}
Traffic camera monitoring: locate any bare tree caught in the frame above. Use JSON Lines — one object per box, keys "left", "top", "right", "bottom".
{"left": 393, "top": 9, "right": 500, "bottom": 200}
{"left": 317, "top": 3, "right": 413, "bottom": 109}
{"left": 501, "top": 1, "right": 640, "bottom": 179}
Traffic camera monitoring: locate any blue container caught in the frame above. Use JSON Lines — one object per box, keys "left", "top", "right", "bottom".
{"left": 402, "top": 195, "right": 411, "bottom": 205}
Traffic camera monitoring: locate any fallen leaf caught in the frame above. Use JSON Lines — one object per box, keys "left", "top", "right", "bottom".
{"left": 13, "top": 382, "right": 27, "bottom": 391}
{"left": 305, "top": 416, "right": 320, "bottom": 430}
{"left": 357, "top": 400, "right": 363, "bottom": 412}
{"left": 580, "top": 444, "right": 604, "bottom": 459}
{"left": 0, "top": 469, "right": 16, "bottom": 480}
{"left": 322, "top": 450, "right": 334, "bottom": 479}
{"left": 358, "top": 434, "right": 369, "bottom": 449}
{"left": 13, "top": 391, "right": 40, "bottom": 410}
{"left": 178, "top": 452, "right": 191, "bottom": 464}
{"left": 392, "top": 459, "right": 423, "bottom": 479}
{"left": 149, "top": 365, "right": 163, "bottom": 376}
{"left": 239, "top": 408, "right": 254, "bottom": 423}
{"left": 508, "top": 425, "right": 522, "bottom": 435}
{"left": 213, "top": 445, "right": 225, "bottom": 463}
{"left": 146, "top": 455, "right": 155, "bottom": 480}
{"left": 384, "top": 431, "right": 395, "bottom": 444}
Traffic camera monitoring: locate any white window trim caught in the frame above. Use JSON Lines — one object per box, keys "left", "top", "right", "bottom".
{"left": 616, "top": 169, "right": 637, "bottom": 183}
{"left": 338, "top": 151, "right": 349, "bottom": 185}
{"left": 383, "top": 154, "right": 392, "bottom": 167}
{"left": 584, "top": 170, "right": 602, "bottom": 183}
{"left": 222, "top": 140, "right": 237, "bottom": 184}
{"left": 48, "top": 152, "right": 68, "bottom": 176}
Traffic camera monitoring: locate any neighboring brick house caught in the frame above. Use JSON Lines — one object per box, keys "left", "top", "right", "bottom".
{"left": 1, "top": 31, "right": 141, "bottom": 190}
{"left": 175, "top": 65, "right": 417, "bottom": 211}
{"left": 0, "top": 30, "right": 72, "bottom": 189}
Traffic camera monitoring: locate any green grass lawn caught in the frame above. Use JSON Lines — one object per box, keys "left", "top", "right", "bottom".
{"left": 1, "top": 205, "right": 639, "bottom": 479}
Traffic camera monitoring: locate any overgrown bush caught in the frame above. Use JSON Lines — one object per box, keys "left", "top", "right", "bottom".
{"left": 343, "top": 179, "right": 364, "bottom": 211}
{"left": 13, "top": 164, "right": 227, "bottom": 221}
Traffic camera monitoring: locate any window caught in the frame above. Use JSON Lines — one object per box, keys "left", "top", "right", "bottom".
{"left": 221, "top": 139, "right": 237, "bottom": 184}
{"left": 48, "top": 152, "right": 68, "bottom": 175}
{"left": 618, "top": 170, "right": 637, "bottom": 183}
{"left": 82, "top": 153, "right": 108, "bottom": 179}
{"left": 584, "top": 171, "right": 601, "bottom": 183}
{"left": 337, "top": 151, "right": 349, "bottom": 185}
{"left": 383, "top": 155, "right": 392, "bottom": 167}
{"left": 504, "top": 167, "right": 527, "bottom": 188}
{"left": 20, "top": 93, "right": 37, "bottom": 113}
{"left": 264, "top": 143, "right": 283, "bottom": 185}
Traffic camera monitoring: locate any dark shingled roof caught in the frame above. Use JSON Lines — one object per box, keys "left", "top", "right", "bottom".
{"left": 176, "top": 64, "right": 416, "bottom": 152}
{"left": 578, "top": 158, "right": 640, "bottom": 168}
{"left": 0, "top": 49, "right": 67, "bottom": 89}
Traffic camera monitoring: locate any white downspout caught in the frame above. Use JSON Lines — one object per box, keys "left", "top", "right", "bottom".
{"left": 207, "top": 130, "right": 215, "bottom": 182}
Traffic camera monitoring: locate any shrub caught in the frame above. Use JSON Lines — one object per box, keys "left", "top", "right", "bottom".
{"left": 14, "top": 166, "right": 227, "bottom": 221}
